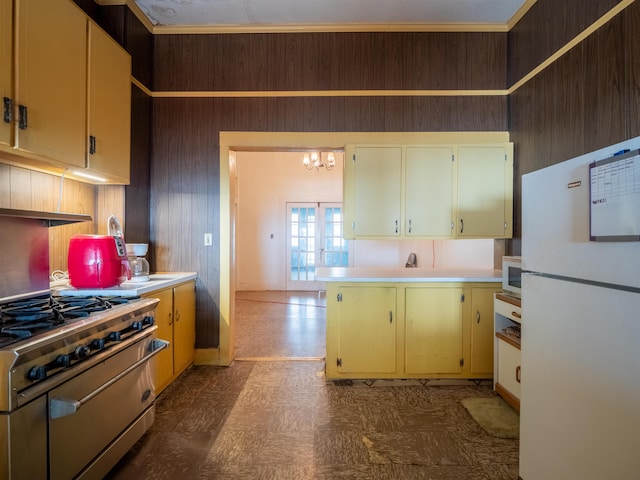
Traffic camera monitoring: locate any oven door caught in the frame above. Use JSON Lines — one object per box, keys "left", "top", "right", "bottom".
{"left": 48, "top": 329, "right": 167, "bottom": 480}
{"left": 1, "top": 396, "right": 48, "bottom": 480}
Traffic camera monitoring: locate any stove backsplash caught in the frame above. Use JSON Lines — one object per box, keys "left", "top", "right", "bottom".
{"left": 0, "top": 216, "right": 50, "bottom": 301}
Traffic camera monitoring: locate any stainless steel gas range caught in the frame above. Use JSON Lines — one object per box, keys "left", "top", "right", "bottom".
{"left": 0, "top": 293, "right": 165, "bottom": 480}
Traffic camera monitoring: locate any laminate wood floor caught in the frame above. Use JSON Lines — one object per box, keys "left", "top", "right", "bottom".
{"left": 107, "top": 291, "right": 519, "bottom": 480}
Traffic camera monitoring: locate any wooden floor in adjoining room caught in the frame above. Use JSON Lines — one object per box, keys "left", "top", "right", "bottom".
{"left": 107, "top": 291, "right": 519, "bottom": 480}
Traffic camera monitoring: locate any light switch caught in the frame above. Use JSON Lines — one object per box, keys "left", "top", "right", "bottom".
{"left": 204, "top": 233, "right": 213, "bottom": 246}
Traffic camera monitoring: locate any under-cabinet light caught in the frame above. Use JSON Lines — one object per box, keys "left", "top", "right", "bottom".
{"left": 72, "top": 171, "right": 107, "bottom": 182}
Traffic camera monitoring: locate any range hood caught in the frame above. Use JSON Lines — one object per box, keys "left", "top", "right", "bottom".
{"left": 0, "top": 208, "right": 92, "bottom": 226}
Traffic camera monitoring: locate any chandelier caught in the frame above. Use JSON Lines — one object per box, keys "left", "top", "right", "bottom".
{"left": 303, "top": 152, "right": 336, "bottom": 171}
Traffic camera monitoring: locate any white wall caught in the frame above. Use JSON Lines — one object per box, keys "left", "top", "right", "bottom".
{"left": 352, "top": 238, "right": 495, "bottom": 270}
{"left": 236, "top": 151, "right": 343, "bottom": 290}
{"left": 236, "top": 151, "right": 496, "bottom": 291}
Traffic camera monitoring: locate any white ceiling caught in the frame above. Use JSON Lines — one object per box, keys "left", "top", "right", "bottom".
{"left": 132, "top": 0, "right": 531, "bottom": 30}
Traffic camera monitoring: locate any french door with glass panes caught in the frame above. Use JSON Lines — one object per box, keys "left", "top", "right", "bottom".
{"left": 287, "top": 203, "right": 351, "bottom": 291}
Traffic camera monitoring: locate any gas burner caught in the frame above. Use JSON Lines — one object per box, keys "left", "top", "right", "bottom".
{"left": 1, "top": 322, "right": 58, "bottom": 339}
{"left": 0, "top": 294, "right": 141, "bottom": 345}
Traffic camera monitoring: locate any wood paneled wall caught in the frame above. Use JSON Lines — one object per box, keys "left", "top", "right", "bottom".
{"left": 0, "top": 163, "right": 97, "bottom": 273}
{"left": 124, "top": 85, "right": 151, "bottom": 246}
{"left": 97, "top": 4, "right": 154, "bottom": 87}
{"left": 154, "top": 32, "right": 506, "bottom": 91}
{"left": 508, "top": 0, "right": 640, "bottom": 253}
{"left": 507, "top": 0, "right": 621, "bottom": 86}
{"left": 150, "top": 29, "right": 509, "bottom": 348}
{"left": 92, "top": 0, "right": 640, "bottom": 350}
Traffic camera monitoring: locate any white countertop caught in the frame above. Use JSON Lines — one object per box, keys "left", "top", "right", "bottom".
{"left": 315, "top": 267, "right": 501, "bottom": 283}
{"left": 52, "top": 272, "right": 197, "bottom": 297}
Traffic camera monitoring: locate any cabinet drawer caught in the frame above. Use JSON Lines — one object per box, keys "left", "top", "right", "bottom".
{"left": 497, "top": 338, "right": 521, "bottom": 399}
{"left": 494, "top": 295, "right": 522, "bottom": 323}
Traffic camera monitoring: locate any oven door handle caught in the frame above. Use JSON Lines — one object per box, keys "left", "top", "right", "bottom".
{"left": 50, "top": 339, "right": 170, "bottom": 420}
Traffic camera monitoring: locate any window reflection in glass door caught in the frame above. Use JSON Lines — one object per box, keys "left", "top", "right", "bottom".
{"left": 287, "top": 203, "right": 351, "bottom": 291}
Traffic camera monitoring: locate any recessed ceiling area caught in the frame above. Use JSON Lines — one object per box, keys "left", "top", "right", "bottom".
{"left": 132, "top": 0, "right": 532, "bottom": 30}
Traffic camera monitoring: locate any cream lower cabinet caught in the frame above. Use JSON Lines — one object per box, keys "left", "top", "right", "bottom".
{"left": 493, "top": 293, "right": 522, "bottom": 411}
{"left": 326, "top": 285, "right": 397, "bottom": 376}
{"left": 146, "top": 281, "right": 196, "bottom": 394}
{"left": 326, "top": 282, "right": 500, "bottom": 380}
{"left": 469, "top": 287, "right": 500, "bottom": 375}
{"left": 405, "top": 287, "right": 464, "bottom": 374}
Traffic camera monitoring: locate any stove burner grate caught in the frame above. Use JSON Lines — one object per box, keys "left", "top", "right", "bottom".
{"left": 0, "top": 294, "right": 140, "bottom": 342}
{"left": 1, "top": 322, "right": 57, "bottom": 339}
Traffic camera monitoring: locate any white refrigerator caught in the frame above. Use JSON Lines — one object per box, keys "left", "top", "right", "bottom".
{"left": 520, "top": 139, "right": 640, "bottom": 480}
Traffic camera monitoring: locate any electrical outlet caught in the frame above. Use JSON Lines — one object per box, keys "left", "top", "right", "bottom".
{"left": 204, "top": 233, "right": 213, "bottom": 246}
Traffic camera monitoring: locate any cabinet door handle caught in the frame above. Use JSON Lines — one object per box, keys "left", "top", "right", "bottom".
{"left": 516, "top": 365, "right": 521, "bottom": 383}
{"left": 89, "top": 135, "right": 96, "bottom": 154}
{"left": 460, "top": 218, "right": 464, "bottom": 234}
{"left": 2, "top": 97, "right": 11, "bottom": 123}
{"left": 175, "top": 310, "right": 181, "bottom": 322}
{"left": 168, "top": 312, "right": 173, "bottom": 326}
{"left": 395, "top": 220, "right": 398, "bottom": 234}
{"left": 389, "top": 311, "right": 393, "bottom": 323}
{"left": 512, "top": 311, "right": 521, "bottom": 319}
{"left": 476, "top": 310, "right": 480, "bottom": 323}
{"left": 18, "top": 105, "right": 27, "bottom": 129}
{"left": 408, "top": 219, "right": 412, "bottom": 234}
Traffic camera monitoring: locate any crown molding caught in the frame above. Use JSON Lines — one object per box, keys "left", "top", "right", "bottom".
{"left": 150, "top": 22, "right": 511, "bottom": 35}
{"left": 94, "top": 0, "right": 157, "bottom": 32}
{"left": 94, "top": 0, "right": 537, "bottom": 35}
{"left": 506, "top": 0, "right": 537, "bottom": 30}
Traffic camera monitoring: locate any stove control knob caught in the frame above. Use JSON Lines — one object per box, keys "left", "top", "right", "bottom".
{"left": 74, "top": 345, "right": 91, "bottom": 360}
{"left": 28, "top": 366, "right": 47, "bottom": 381}
{"left": 132, "top": 321, "right": 143, "bottom": 331}
{"left": 91, "top": 338, "right": 106, "bottom": 350}
{"left": 56, "top": 354, "right": 71, "bottom": 367}
{"left": 109, "top": 331, "right": 121, "bottom": 342}
{"left": 143, "top": 315, "right": 154, "bottom": 326}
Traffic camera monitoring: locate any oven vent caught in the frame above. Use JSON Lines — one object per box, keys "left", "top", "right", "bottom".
{"left": 0, "top": 208, "right": 92, "bottom": 226}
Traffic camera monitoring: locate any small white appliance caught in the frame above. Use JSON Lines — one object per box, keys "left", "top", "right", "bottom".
{"left": 501, "top": 255, "right": 521, "bottom": 297}
{"left": 126, "top": 243, "right": 150, "bottom": 282}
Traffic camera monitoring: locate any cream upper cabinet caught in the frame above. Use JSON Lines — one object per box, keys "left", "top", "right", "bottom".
{"left": 0, "top": 0, "right": 12, "bottom": 147}
{"left": 455, "top": 145, "right": 513, "bottom": 238}
{"left": 405, "top": 146, "right": 455, "bottom": 237}
{"left": 87, "top": 22, "right": 131, "bottom": 183}
{"left": 14, "top": 0, "right": 87, "bottom": 167}
{"left": 2, "top": 0, "right": 131, "bottom": 184}
{"left": 405, "top": 287, "right": 464, "bottom": 374}
{"left": 345, "top": 145, "right": 402, "bottom": 238}
{"left": 344, "top": 142, "right": 513, "bottom": 239}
